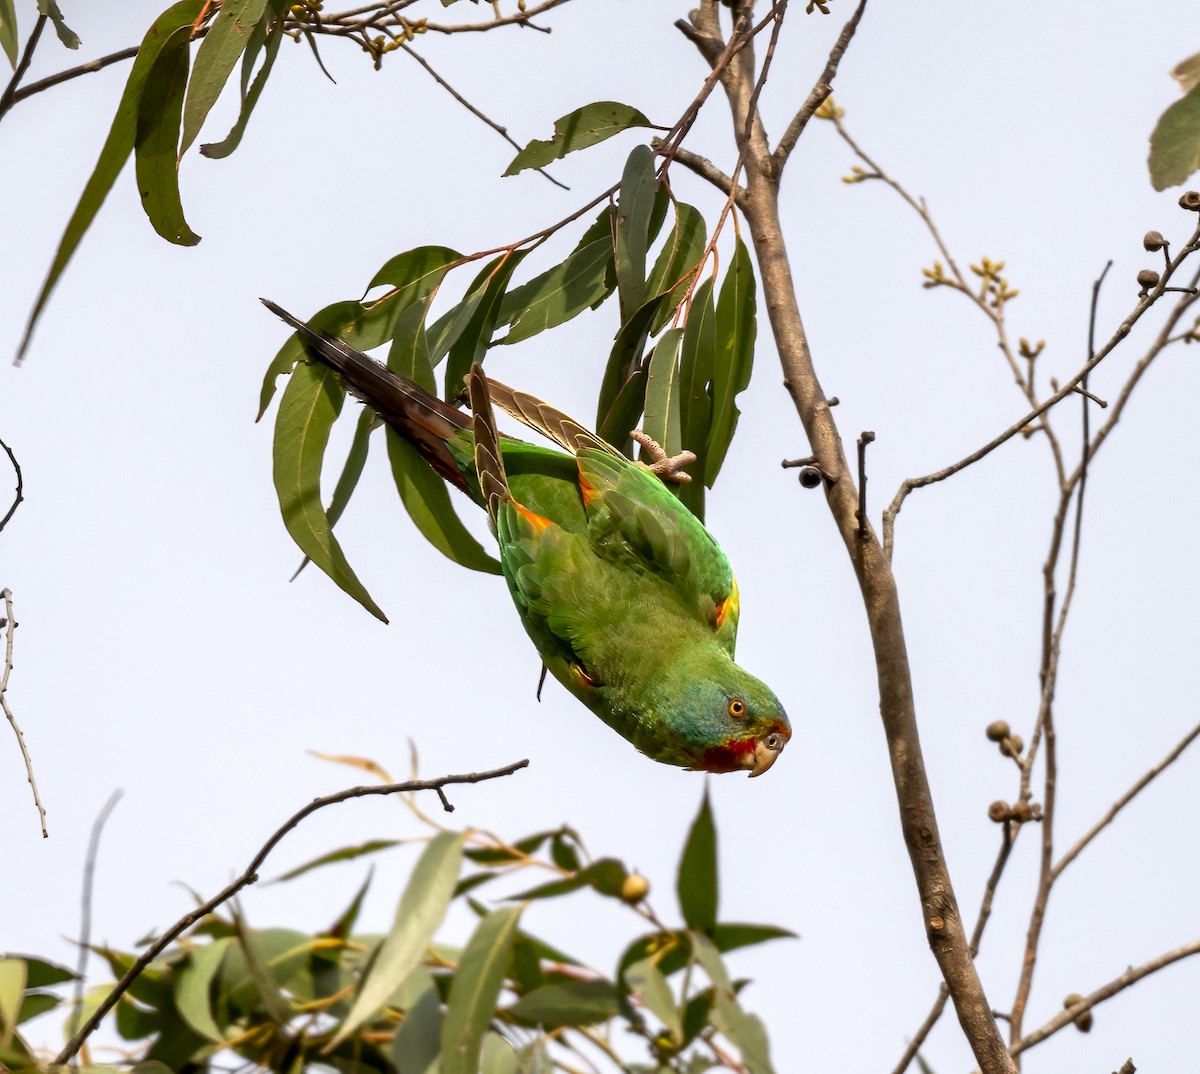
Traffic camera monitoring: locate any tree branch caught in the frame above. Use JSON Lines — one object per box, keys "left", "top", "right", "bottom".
{"left": 10, "top": 45, "right": 139, "bottom": 105}
{"left": 0, "top": 436, "right": 23, "bottom": 534}
{"left": 52, "top": 759, "right": 529, "bottom": 1066}
{"left": 0, "top": 14, "right": 47, "bottom": 123}
{"left": 773, "top": 0, "right": 867, "bottom": 175}
{"left": 1, "top": 589, "right": 47, "bottom": 838}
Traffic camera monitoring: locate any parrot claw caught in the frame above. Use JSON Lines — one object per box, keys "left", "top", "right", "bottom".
{"left": 630, "top": 430, "right": 697, "bottom": 484}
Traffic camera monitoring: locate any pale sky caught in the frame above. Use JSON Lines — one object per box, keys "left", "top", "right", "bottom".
{"left": 3, "top": 2, "right": 1199, "bottom": 1071}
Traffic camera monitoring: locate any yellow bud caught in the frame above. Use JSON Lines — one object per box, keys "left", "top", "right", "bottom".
{"left": 620, "top": 873, "right": 650, "bottom": 903}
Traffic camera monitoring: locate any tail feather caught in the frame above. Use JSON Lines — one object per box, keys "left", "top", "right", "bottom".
{"left": 465, "top": 364, "right": 510, "bottom": 523}
{"left": 263, "top": 300, "right": 473, "bottom": 494}
{"left": 486, "top": 378, "right": 618, "bottom": 459}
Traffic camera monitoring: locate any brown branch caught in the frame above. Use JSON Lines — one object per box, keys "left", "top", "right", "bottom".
{"left": 663, "top": 145, "right": 740, "bottom": 202}
{"left": 0, "top": 589, "right": 47, "bottom": 838}
{"left": 0, "top": 13, "right": 47, "bottom": 122}
{"left": 773, "top": 0, "right": 867, "bottom": 174}
{"left": 52, "top": 759, "right": 529, "bottom": 1066}
{"left": 1052, "top": 719, "right": 1200, "bottom": 880}
{"left": 10, "top": 45, "right": 139, "bottom": 105}
{"left": 0, "top": 436, "right": 23, "bottom": 534}
{"left": 397, "top": 42, "right": 567, "bottom": 189}
{"left": 1009, "top": 938, "right": 1200, "bottom": 1058}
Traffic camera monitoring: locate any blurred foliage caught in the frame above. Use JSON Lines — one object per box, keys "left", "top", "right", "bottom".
{"left": 1149, "top": 50, "right": 1200, "bottom": 190}
{"left": 3, "top": 786, "right": 791, "bottom": 1074}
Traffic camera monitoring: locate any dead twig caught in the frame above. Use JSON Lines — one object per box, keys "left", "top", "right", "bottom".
{"left": 1, "top": 589, "right": 47, "bottom": 837}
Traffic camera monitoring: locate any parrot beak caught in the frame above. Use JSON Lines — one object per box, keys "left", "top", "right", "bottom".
{"left": 747, "top": 729, "right": 788, "bottom": 778}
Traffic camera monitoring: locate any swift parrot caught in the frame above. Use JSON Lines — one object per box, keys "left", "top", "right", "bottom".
{"left": 265, "top": 301, "right": 791, "bottom": 776}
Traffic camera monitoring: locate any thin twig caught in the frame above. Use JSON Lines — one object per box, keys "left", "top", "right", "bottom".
{"left": 0, "top": 14, "right": 47, "bottom": 122}
{"left": 773, "top": 0, "right": 868, "bottom": 173}
{"left": 1009, "top": 938, "right": 1200, "bottom": 1058}
{"left": 68, "top": 790, "right": 124, "bottom": 1057}
{"left": 52, "top": 759, "right": 529, "bottom": 1065}
{"left": 0, "top": 589, "right": 47, "bottom": 837}
{"left": 10, "top": 45, "right": 139, "bottom": 105}
{"left": 0, "top": 436, "right": 23, "bottom": 533}
{"left": 397, "top": 42, "right": 567, "bottom": 189}
{"left": 1052, "top": 719, "right": 1200, "bottom": 880}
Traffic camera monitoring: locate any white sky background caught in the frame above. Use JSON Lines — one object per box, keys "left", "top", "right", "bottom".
{"left": 3, "top": 1, "right": 1199, "bottom": 1071}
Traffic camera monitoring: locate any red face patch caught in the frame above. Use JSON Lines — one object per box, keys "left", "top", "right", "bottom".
{"left": 696, "top": 737, "right": 756, "bottom": 774}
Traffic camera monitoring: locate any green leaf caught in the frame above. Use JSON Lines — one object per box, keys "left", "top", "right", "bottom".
{"left": 480, "top": 1031, "right": 520, "bottom": 1074}
{"left": 174, "top": 937, "right": 233, "bottom": 1043}
{"left": 508, "top": 858, "right": 628, "bottom": 901}
{"left": 135, "top": 23, "right": 200, "bottom": 246}
{"left": 18, "top": 956, "right": 75, "bottom": 989}
{"left": 392, "top": 969, "right": 441, "bottom": 1074}
{"left": 16, "top": 991, "right": 58, "bottom": 1024}
{"left": 16, "top": 0, "right": 206, "bottom": 362}
{"left": 1173, "top": 51, "right": 1200, "bottom": 94}
{"left": 443, "top": 249, "right": 527, "bottom": 401}
{"left": 325, "top": 868, "right": 374, "bottom": 941}
{"left": 272, "top": 359, "right": 387, "bottom": 621}
{"left": 709, "top": 923, "right": 796, "bottom": 953}
{"left": 0, "top": 0, "right": 17, "bottom": 68}
{"left": 507, "top": 979, "right": 619, "bottom": 1029}
{"left": 624, "top": 957, "right": 681, "bottom": 1043}
{"left": 273, "top": 838, "right": 400, "bottom": 883}
{"left": 705, "top": 238, "right": 756, "bottom": 485}
{"left": 690, "top": 934, "right": 774, "bottom": 1074}
{"left": 677, "top": 276, "right": 716, "bottom": 519}
{"left": 0, "top": 958, "right": 26, "bottom": 1043}
{"left": 646, "top": 202, "right": 706, "bottom": 334}
{"left": 330, "top": 830, "right": 466, "bottom": 1047}
{"left": 677, "top": 788, "right": 718, "bottom": 933}
{"left": 369, "top": 245, "right": 462, "bottom": 306}
{"left": 615, "top": 144, "right": 656, "bottom": 321}
{"left": 201, "top": 6, "right": 285, "bottom": 159}
{"left": 504, "top": 101, "right": 651, "bottom": 176}
{"left": 217, "top": 927, "right": 315, "bottom": 1018}
{"left": 181, "top": 0, "right": 269, "bottom": 155}
{"left": 496, "top": 238, "right": 614, "bottom": 345}
{"left": 439, "top": 905, "right": 523, "bottom": 1074}
{"left": 596, "top": 292, "right": 668, "bottom": 448}
{"left": 642, "top": 328, "right": 684, "bottom": 461}
{"left": 1150, "top": 80, "right": 1200, "bottom": 190}
{"left": 291, "top": 407, "right": 380, "bottom": 580}
{"left": 36, "top": 0, "right": 77, "bottom": 48}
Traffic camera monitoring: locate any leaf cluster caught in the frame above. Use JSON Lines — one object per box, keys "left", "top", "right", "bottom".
{"left": 4, "top": 793, "right": 790, "bottom": 1074}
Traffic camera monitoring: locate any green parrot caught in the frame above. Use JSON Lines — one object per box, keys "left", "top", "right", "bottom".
{"left": 265, "top": 301, "right": 791, "bottom": 776}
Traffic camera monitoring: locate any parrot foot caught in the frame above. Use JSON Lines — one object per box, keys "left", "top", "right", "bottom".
{"left": 630, "top": 430, "right": 697, "bottom": 484}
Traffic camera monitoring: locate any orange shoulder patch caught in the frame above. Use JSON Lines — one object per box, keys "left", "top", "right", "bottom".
{"left": 513, "top": 501, "right": 553, "bottom": 534}
{"left": 715, "top": 577, "right": 740, "bottom": 630}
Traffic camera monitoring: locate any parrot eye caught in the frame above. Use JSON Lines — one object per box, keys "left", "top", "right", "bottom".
{"left": 728, "top": 698, "right": 747, "bottom": 718}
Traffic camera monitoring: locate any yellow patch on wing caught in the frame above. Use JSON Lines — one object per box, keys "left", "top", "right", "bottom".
{"left": 715, "top": 576, "right": 740, "bottom": 630}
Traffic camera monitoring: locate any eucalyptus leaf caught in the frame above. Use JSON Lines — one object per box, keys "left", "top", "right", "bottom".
{"left": 705, "top": 238, "right": 756, "bottom": 485}
{"left": 677, "top": 788, "right": 718, "bottom": 932}
{"left": 642, "top": 327, "right": 684, "bottom": 461}
{"left": 504, "top": 101, "right": 651, "bottom": 175}
{"left": 201, "top": 4, "right": 285, "bottom": 159}
{"left": 507, "top": 979, "right": 619, "bottom": 1029}
{"left": 174, "top": 938, "right": 233, "bottom": 1042}
{"left": 0, "top": 0, "right": 17, "bottom": 68}
{"left": 615, "top": 144, "right": 656, "bottom": 320}
{"left": 1150, "top": 80, "right": 1200, "bottom": 190}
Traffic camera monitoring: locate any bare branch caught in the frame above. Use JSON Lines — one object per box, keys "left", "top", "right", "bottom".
{"left": 665, "top": 144, "right": 741, "bottom": 202}
{"left": 0, "top": 14, "right": 47, "bottom": 123}
{"left": 1009, "top": 938, "right": 1200, "bottom": 1058}
{"left": 0, "top": 437, "right": 23, "bottom": 534}
{"left": 397, "top": 43, "right": 567, "bottom": 189}
{"left": 1, "top": 589, "right": 47, "bottom": 837}
{"left": 52, "top": 759, "right": 529, "bottom": 1066}
{"left": 68, "top": 790, "right": 124, "bottom": 1049}
{"left": 10, "top": 46, "right": 139, "bottom": 105}
{"left": 773, "top": 0, "right": 868, "bottom": 174}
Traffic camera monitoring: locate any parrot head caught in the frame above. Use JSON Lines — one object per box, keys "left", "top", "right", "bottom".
{"left": 652, "top": 654, "right": 791, "bottom": 777}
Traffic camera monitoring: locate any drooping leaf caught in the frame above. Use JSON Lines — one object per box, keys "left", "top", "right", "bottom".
{"left": 705, "top": 238, "right": 756, "bottom": 485}
{"left": 504, "top": 101, "right": 651, "bottom": 176}
{"left": 291, "top": 407, "right": 379, "bottom": 580}
{"left": 201, "top": 4, "right": 285, "bottom": 159}
{"left": 35, "top": 0, "right": 77, "bottom": 48}
{"left": 615, "top": 144, "right": 657, "bottom": 321}
{"left": 646, "top": 202, "right": 706, "bottom": 333}
{"left": 677, "top": 276, "right": 716, "bottom": 519}
{"left": 16, "top": 0, "right": 206, "bottom": 362}
{"left": 17, "top": 957, "right": 75, "bottom": 989}
{"left": 134, "top": 23, "right": 200, "bottom": 245}
{"left": 325, "top": 868, "right": 375, "bottom": 941}
{"left": 1150, "top": 80, "right": 1200, "bottom": 190}
{"left": 174, "top": 938, "right": 233, "bottom": 1043}
{"left": 368, "top": 245, "right": 462, "bottom": 306}
{"left": 690, "top": 934, "right": 775, "bottom": 1074}
{"left": 329, "top": 830, "right": 465, "bottom": 1048}
{"left": 507, "top": 979, "right": 619, "bottom": 1029}
{"left": 181, "top": 0, "right": 269, "bottom": 155}
{"left": 0, "top": 959, "right": 26, "bottom": 1043}
{"left": 642, "top": 327, "right": 684, "bottom": 461}
{"left": 480, "top": 1031, "right": 520, "bottom": 1074}
{"left": 217, "top": 927, "right": 314, "bottom": 1019}
{"left": 496, "top": 238, "right": 614, "bottom": 345}
{"left": 596, "top": 291, "right": 669, "bottom": 448}
{"left": 443, "top": 249, "right": 527, "bottom": 400}
{"left": 439, "top": 905, "right": 523, "bottom": 1074}
{"left": 624, "top": 956, "right": 681, "bottom": 1043}
{"left": 0, "top": 0, "right": 17, "bottom": 68}
{"left": 273, "top": 838, "right": 400, "bottom": 883}
{"left": 272, "top": 360, "right": 387, "bottom": 621}
{"left": 16, "top": 992, "right": 58, "bottom": 1024}
{"left": 508, "top": 858, "right": 628, "bottom": 902}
